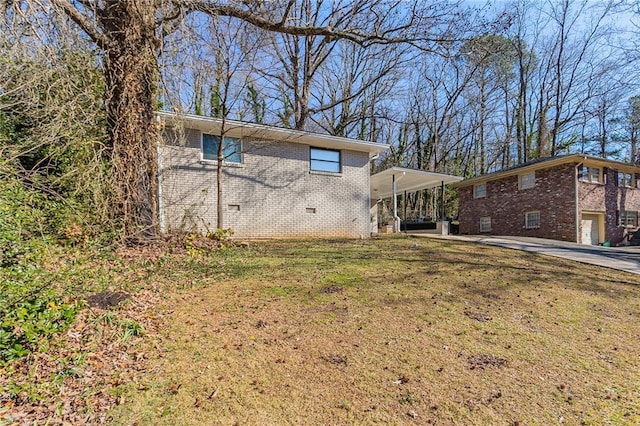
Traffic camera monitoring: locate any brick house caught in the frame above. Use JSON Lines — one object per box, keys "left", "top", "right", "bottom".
{"left": 454, "top": 154, "right": 640, "bottom": 245}
{"left": 156, "top": 111, "right": 388, "bottom": 238}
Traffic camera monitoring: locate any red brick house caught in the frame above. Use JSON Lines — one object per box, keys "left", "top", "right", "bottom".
{"left": 454, "top": 155, "right": 640, "bottom": 245}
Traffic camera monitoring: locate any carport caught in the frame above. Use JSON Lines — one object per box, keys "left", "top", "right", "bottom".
{"left": 370, "top": 167, "right": 463, "bottom": 233}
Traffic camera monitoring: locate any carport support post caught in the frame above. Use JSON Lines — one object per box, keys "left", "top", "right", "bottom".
{"left": 440, "top": 180, "right": 445, "bottom": 220}
{"left": 404, "top": 190, "right": 407, "bottom": 232}
{"left": 392, "top": 174, "right": 399, "bottom": 233}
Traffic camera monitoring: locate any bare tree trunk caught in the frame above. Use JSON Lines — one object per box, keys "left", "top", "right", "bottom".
{"left": 217, "top": 129, "right": 224, "bottom": 229}
{"left": 628, "top": 96, "right": 640, "bottom": 164}
{"left": 516, "top": 47, "right": 528, "bottom": 163}
{"left": 479, "top": 79, "right": 487, "bottom": 174}
{"left": 296, "top": 34, "right": 313, "bottom": 129}
{"left": 598, "top": 99, "right": 607, "bottom": 158}
{"left": 100, "top": 1, "right": 160, "bottom": 240}
{"left": 536, "top": 86, "right": 549, "bottom": 158}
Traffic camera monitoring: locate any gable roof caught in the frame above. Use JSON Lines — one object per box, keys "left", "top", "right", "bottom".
{"left": 156, "top": 111, "right": 389, "bottom": 155}
{"left": 453, "top": 154, "right": 640, "bottom": 188}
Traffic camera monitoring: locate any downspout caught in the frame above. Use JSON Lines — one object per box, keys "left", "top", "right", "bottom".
{"left": 575, "top": 161, "right": 584, "bottom": 243}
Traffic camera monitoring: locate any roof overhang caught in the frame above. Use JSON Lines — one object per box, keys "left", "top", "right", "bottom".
{"left": 156, "top": 111, "right": 389, "bottom": 155}
{"left": 453, "top": 154, "right": 640, "bottom": 188}
{"left": 370, "top": 167, "right": 463, "bottom": 199}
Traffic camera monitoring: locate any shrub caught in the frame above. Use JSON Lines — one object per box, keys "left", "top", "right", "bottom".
{"left": 0, "top": 288, "right": 78, "bottom": 362}
{"left": 0, "top": 33, "right": 112, "bottom": 364}
{"left": 0, "top": 178, "right": 80, "bottom": 363}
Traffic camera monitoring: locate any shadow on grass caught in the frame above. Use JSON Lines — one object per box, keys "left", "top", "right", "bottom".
{"left": 360, "top": 240, "right": 640, "bottom": 301}
{"left": 163, "top": 238, "right": 640, "bottom": 305}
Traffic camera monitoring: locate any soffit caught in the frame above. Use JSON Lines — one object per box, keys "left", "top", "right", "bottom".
{"left": 157, "top": 111, "right": 389, "bottom": 155}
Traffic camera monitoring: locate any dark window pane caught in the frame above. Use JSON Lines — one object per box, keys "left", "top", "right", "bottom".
{"left": 203, "top": 134, "right": 241, "bottom": 163}
{"left": 224, "top": 138, "right": 241, "bottom": 163}
{"left": 203, "top": 134, "right": 219, "bottom": 161}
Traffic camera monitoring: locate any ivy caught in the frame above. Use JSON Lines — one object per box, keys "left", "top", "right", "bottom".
{"left": 0, "top": 290, "right": 78, "bottom": 362}
{"left": 0, "top": 179, "right": 79, "bottom": 363}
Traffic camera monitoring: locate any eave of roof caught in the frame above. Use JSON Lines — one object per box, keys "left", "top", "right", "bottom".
{"left": 156, "top": 111, "right": 390, "bottom": 155}
{"left": 453, "top": 154, "right": 640, "bottom": 188}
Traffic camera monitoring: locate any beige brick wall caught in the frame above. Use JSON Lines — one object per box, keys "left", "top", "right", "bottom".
{"left": 159, "top": 127, "right": 373, "bottom": 238}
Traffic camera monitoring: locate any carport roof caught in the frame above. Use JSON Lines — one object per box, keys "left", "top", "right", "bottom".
{"left": 370, "top": 167, "right": 463, "bottom": 199}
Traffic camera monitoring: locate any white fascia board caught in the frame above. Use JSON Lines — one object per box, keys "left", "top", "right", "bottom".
{"left": 157, "top": 111, "right": 389, "bottom": 155}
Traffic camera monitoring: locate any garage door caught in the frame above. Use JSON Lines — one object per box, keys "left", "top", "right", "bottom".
{"left": 581, "top": 214, "right": 600, "bottom": 245}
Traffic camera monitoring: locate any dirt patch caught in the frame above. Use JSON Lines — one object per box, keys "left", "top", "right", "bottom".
{"left": 86, "top": 290, "right": 131, "bottom": 309}
{"left": 464, "top": 309, "right": 493, "bottom": 322}
{"left": 320, "top": 285, "right": 343, "bottom": 294}
{"left": 483, "top": 293, "right": 501, "bottom": 300}
{"left": 322, "top": 354, "right": 347, "bottom": 366}
{"left": 467, "top": 354, "right": 508, "bottom": 370}
{"left": 115, "top": 240, "right": 179, "bottom": 261}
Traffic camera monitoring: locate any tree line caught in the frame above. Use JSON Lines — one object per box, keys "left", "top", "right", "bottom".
{"left": 1, "top": 0, "right": 639, "bottom": 239}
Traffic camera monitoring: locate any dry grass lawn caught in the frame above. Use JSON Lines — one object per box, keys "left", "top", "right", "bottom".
{"left": 106, "top": 236, "right": 640, "bottom": 425}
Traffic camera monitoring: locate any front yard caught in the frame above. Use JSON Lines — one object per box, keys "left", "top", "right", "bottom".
{"left": 3, "top": 236, "right": 640, "bottom": 425}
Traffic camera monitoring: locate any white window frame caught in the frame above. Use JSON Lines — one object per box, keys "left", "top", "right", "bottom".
{"left": 525, "top": 211, "right": 540, "bottom": 229}
{"left": 473, "top": 183, "right": 487, "bottom": 198}
{"left": 479, "top": 217, "right": 492, "bottom": 232}
{"left": 617, "top": 172, "right": 634, "bottom": 188}
{"left": 202, "top": 133, "right": 242, "bottom": 164}
{"left": 620, "top": 210, "right": 638, "bottom": 228}
{"left": 581, "top": 166, "right": 602, "bottom": 184}
{"left": 518, "top": 172, "right": 536, "bottom": 190}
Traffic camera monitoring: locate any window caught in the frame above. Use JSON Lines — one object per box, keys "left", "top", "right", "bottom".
{"left": 310, "top": 147, "right": 341, "bottom": 173}
{"left": 479, "top": 217, "right": 492, "bottom": 232}
{"left": 202, "top": 134, "right": 242, "bottom": 163}
{"left": 519, "top": 172, "right": 535, "bottom": 190}
{"left": 581, "top": 166, "right": 601, "bottom": 184}
{"left": 525, "top": 211, "right": 540, "bottom": 229}
{"left": 617, "top": 172, "right": 634, "bottom": 188}
{"left": 620, "top": 210, "right": 638, "bottom": 227}
{"left": 474, "top": 183, "right": 487, "bottom": 198}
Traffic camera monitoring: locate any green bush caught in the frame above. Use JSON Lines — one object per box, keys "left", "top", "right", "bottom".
{"left": 0, "top": 289, "right": 78, "bottom": 362}
{"left": 0, "top": 41, "right": 111, "bottom": 364}
{"left": 0, "top": 178, "right": 80, "bottom": 363}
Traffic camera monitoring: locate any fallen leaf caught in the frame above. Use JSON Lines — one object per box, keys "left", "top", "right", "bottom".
{"left": 168, "top": 383, "right": 182, "bottom": 395}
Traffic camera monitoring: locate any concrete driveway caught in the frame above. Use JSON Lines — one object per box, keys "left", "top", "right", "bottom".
{"left": 414, "top": 234, "right": 640, "bottom": 276}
